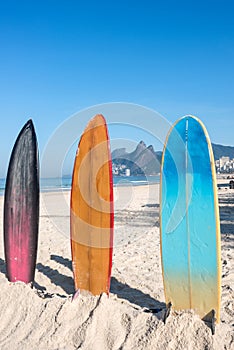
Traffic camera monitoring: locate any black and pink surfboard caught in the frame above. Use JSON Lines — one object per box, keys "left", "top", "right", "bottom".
{"left": 4, "top": 120, "right": 39, "bottom": 284}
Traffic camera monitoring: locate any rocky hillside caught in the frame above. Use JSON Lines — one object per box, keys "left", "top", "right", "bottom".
{"left": 112, "top": 141, "right": 234, "bottom": 175}
{"left": 112, "top": 141, "right": 162, "bottom": 175}
{"left": 212, "top": 143, "right": 234, "bottom": 160}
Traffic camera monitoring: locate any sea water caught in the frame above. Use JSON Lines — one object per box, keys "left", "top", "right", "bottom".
{"left": 0, "top": 175, "right": 160, "bottom": 195}
{"left": 41, "top": 175, "right": 161, "bottom": 190}
{"left": 0, "top": 178, "right": 5, "bottom": 196}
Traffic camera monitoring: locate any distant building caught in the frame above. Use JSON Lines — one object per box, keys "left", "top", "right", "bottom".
{"left": 219, "top": 156, "right": 230, "bottom": 168}
{"left": 125, "top": 168, "right": 130, "bottom": 176}
{"left": 216, "top": 156, "right": 234, "bottom": 173}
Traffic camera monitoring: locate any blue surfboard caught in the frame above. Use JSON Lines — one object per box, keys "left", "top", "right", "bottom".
{"left": 160, "top": 115, "right": 221, "bottom": 322}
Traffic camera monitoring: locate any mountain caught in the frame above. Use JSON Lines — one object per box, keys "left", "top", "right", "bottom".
{"left": 112, "top": 141, "right": 162, "bottom": 175}
{"left": 112, "top": 142, "right": 234, "bottom": 176}
{"left": 212, "top": 143, "right": 234, "bottom": 160}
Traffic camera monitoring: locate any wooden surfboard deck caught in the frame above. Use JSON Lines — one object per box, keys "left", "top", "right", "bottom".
{"left": 70, "top": 114, "right": 114, "bottom": 295}
{"left": 160, "top": 115, "right": 221, "bottom": 322}
{"left": 4, "top": 119, "right": 39, "bottom": 284}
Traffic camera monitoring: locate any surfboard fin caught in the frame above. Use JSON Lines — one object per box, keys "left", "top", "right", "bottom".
{"left": 72, "top": 289, "right": 80, "bottom": 301}
{"left": 145, "top": 302, "right": 172, "bottom": 323}
{"left": 202, "top": 309, "right": 216, "bottom": 335}
{"left": 143, "top": 303, "right": 171, "bottom": 323}
{"left": 162, "top": 302, "right": 172, "bottom": 323}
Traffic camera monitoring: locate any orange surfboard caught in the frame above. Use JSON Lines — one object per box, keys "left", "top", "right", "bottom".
{"left": 70, "top": 114, "right": 114, "bottom": 295}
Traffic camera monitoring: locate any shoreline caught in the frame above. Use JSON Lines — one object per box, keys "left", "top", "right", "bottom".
{"left": 0, "top": 175, "right": 233, "bottom": 197}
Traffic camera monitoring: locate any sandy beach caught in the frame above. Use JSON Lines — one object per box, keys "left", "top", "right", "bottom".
{"left": 0, "top": 184, "right": 233, "bottom": 350}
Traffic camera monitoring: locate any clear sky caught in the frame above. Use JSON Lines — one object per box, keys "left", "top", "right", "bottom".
{"left": 1, "top": 0, "right": 234, "bottom": 177}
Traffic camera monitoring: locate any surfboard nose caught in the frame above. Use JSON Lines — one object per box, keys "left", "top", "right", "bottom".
{"left": 22, "top": 119, "right": 36, "bottom": 135}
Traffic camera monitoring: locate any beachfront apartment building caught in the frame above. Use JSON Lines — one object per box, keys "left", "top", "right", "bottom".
{"left": 216, "top": 156, "right": 234, "bottom": 173}
{"left": 112, "top": 163, "right": 131, "bottom": 176}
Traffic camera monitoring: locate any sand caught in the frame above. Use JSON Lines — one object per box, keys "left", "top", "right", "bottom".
{"left": 0, "top": 184, "right": 233, "bottom": 350}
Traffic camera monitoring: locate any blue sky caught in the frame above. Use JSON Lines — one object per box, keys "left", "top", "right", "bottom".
{"left": 0, "top": 0, "right": 234, "bottom": 177}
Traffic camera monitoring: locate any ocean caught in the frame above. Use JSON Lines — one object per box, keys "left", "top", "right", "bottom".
{"left": 0, "top": 178, "right": 5, "bottom": 196}
{"left": 0, "top": 175, "right": 160, "bottom": 196}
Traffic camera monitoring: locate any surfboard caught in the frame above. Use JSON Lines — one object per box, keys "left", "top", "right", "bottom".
{"left": 4, "top": 119, "right": 39, "bottom": 284}
{"left": 160, "top": 115, "right": 221, "bottom": 323}
{"left": 70, "top": 114, "right": 114, "bottom": 296}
